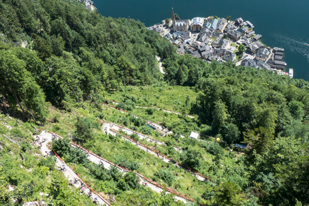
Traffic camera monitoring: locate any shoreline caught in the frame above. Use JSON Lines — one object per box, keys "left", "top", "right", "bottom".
{"left": 148, "top": 14, "right": 292, "bottom": 78}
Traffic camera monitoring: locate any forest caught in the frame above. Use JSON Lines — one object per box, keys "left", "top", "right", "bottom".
{"left": 0, "top": 0, "right": 308, "bottom": 205}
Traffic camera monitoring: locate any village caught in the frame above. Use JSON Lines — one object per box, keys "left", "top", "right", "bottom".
{"left": 148, "top": 9, "right": 293, "bottom": 78}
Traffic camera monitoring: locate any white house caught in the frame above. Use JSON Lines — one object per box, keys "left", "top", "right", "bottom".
{"left": 189, "top": 132, "right": 199, "bottom": 140}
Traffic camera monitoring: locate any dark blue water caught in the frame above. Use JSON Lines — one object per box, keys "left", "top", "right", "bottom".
{"left": 94, "top": 0, "right": 309, "bottom": 80}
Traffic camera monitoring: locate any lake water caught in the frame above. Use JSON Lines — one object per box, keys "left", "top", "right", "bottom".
{"left": 93, "top": 0, "right": 309, "bottom": 80}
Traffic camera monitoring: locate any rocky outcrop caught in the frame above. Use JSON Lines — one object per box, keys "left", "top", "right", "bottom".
{"left": 77, "top": 0, "right": 96, "bottom": 11}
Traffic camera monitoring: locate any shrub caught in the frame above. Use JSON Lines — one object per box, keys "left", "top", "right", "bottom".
{"left": 154, "top": 169, "right": 175, "bottom": 186}
{"left": 114, "top": 156, "right": 140, "bottom": 172}
{"left": 66, "top": 147, "right": 88, "bottom": 165}
{"left": 206, "top": 143, "right": 224, "bottom": 156}
{"left": 124, "top": 171, "right": 139, "bottom": 189}
{"left": 33, "top": 166, "right": 49, "bottom": 178}
{"left": 21, "top": 141, "right": 31, "bottom": 152}
{"left": 52, "top": 137, "right": 71, "bottom": 157}
{"left": 38, "top": 156, "right": 56, "bottom": 170}
{"left": 130, "top": 133, "right": 139, "bottom": 141}
{"left": 146, "top": 108, "right": 155, "bottom": 115}
{"left": 181, "top": 148, "right": 202, "bottom": 170}
{"left": 74, "top": 117, "right": 94, "bottom": 143}
{"left": 139, "top": 125, "right": 153, "bottom": 135}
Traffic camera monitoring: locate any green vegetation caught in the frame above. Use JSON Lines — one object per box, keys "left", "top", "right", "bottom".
{"left": 52, "top": 137, "right": 184, "bottom": 205}
{"left": 0, "top": 0, "right": 309, "bottom": 205}
{"left": 236, "top": 44, "right": 245, "bottom": 57}
{"left": 0, "top": 115, "right": 95, "bottom": 205}
{"left": 174, "top": 13, "right": 181, "bottom": 20}
{"left": 106, "top": 84, "right": 198, "bottom": 112}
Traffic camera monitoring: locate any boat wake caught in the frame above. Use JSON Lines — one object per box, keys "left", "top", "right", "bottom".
{"left": 272, "top": 33, "right": 309, "bottom": 64}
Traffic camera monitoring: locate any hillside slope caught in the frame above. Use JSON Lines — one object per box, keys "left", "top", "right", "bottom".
{"left": 0, "top": 0, "right": 309, "bottom": 205}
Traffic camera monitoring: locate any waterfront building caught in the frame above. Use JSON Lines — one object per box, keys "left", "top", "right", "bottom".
{"left": 255, "top": 59, "right": 272, "bottom": 70}
{"left": 275, "top": 55, "right": 283, "bottom": 60}
{"left": 274, "top": 51, "right": 284, "bottom": 61}
{"left": 247, "top": 30, "right": 255, "bottom": 37}
{"left": 273, "top": 47, "right": 284, "bottom": 52}
{"left": 211, "top": 19, "right": 218, "bottom": 30}
{"left": 255, "top": 41, "right": 263, "bottom": 48}
{"left": 224, "top": 22, "right": 236, "bottom": 32}
{"left": 215, "top": 18, "right": 228, "bottom": 34}
{"left": 254, "top": 34, "right": 262, "bottom": 41}
{"left": 204, "top": 22, "right": 211, "bottom": 28}
{"left": 235, "top": 17, "right": 244, "bottom": 26}
{"left": 256, "top": 48, "right": 270, "bottom": 61}
{"left": 172, "top": 8, "right": 190, "bottom": 32}
{"left": 246, "top": 21, "right": 254, "bottom": 28}
{"left": 248, "top": 42, "right": 261, "bottom": 53}
{"left": 227, "top": 30, "right": 242, "bottom": 41}
{"left": 191, "top": 17, "right": 204, "bottom": 31}
{"left": 241, "top": 26, "right": 249, "bottom": 33}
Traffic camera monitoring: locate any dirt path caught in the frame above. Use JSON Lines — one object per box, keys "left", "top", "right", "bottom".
{"left": 111, "top": 100, "right": 195, "bottom": 119}
{"left": 103, "top": 122, "right": 181, "bottom": 152}
{"left": 50, "top": 131, "right": 191, "bottom": 204}
{"left": 135, "top": 106, "right": 195, "bottom": 119}
{"left": 103, "top": 122, "right": 206, "bottom": 182}
{"left": 38, "top": 131, "right": 110, "bottom": 205}
{"left": 156, "top": 56, "right": 165, "bottom": 74}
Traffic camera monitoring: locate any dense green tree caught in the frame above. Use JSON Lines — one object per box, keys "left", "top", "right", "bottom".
{"left": 243, "top": 127, "right": 274, "bottom": 159}
{"left": 237, "top": 44, "right": 245, "bottom": 57}
{"left": 32, "top": 34, "right": 53, "bottom": 60}
{"left": 288, "top": 100, "right": 305, "bottom": 120}
{"left": 181, "top": 148, "right": 202, "bottom": 170}
{"left": 214, "top": 182, "right": 243, "bottom": 205}
{"left": 0, "top": 49, "right": 48, "bottom": 122}
{"left": 248, "top": 136, "right": 309, "bottom": 205}
{"left": 74, "top": 117, "right": 94, "bottom": 143}
{"left": 154, "top": 169, "right": 175, "bottom": 186}
{"left": 52, "top": 137, "right": 71, "bottom": 157}
{"left": 222, "top": 123, "right": 240, "bottom": 144}
{"left": 212, "top": 100, "right": 228, "bottom": 134}
{"left": 165, "top": 18, "right": 171, "bottom": 26}
{"left": 174, "top": 13, "right": 181, "bottom": 20}
{"left": 124, "top": 171, "right": 139, "bottom": 189}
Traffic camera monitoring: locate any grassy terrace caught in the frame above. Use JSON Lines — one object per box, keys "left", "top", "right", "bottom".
{"left": 0, "top": 115, "right": 95, "bottom": 205}
{"left": 44, "top": 103, "right": 247, "bottom": 204}
{"left": 105, "top": 85, "right": 198, "bottom": 112}
{"left": 82, "top": 134, "right": 207, "bottom": 200}
{"left": 68, "top": 161, "right": 187, "bottom": 206}
{"left": 102, "top": 103, "right": 209, "bottom": 136}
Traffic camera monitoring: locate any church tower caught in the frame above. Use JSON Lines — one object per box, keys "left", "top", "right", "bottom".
{"left": 172, "top": 7, "right": 176, "bottom": 31}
